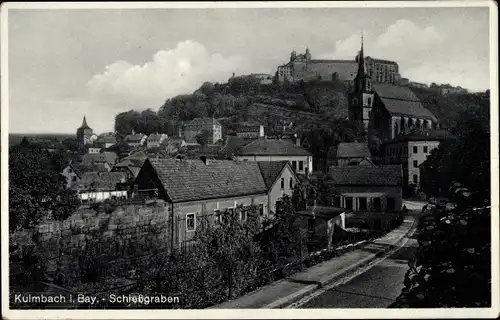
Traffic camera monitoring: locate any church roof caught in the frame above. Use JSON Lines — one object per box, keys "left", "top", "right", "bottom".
{"left": 78, "top": 116, "right": 91, "bottom": 130}
{"left": 372, "top": 83, "right": 438, "bottom": 122}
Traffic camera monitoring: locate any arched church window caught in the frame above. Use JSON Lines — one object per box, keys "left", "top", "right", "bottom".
{"left": 367, "top": 97, "right": 372, "bottom": 106}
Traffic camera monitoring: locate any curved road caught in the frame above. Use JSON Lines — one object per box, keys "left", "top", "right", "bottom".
{"left": 294, "top": 201, "right": 423, "bottom": 308}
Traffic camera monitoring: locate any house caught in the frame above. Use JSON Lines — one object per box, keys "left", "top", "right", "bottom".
{"left": 88, "top": 147, "right": 102, "bottom": 154}
{"left": 81, "top": 151, "right": 118, "bottom": 169}
{"left": 124, "top": 133, "right": 148, "bottom": 148}
{"left": 335, "top": 142, "right": 372, "bottom": 167}
{"left": 221, "top": 135, "right": 256, "bottom": 158}
{"left": 382, "top": 128, "right": 455, "bottom": 188}
{"left": 61, "top": 162, "right": 83, "bottom": 189}
{"left": 19, "top": 136, "right": 65, "bottom": 153}
{"left": 329, "top": 165, "right": 403, "bottom": 213}
{"left": 73, "top": 172, "right": 129, "bottom": 204}
{"left": 183, "top": 117, "right": 222, "bottom": 145}
{"left": 98, "top": 135, "right": 117, "bottom": 149}
{"left": 160, "top": 137, "right": 187, "bottom": 154}
{"left": 235, "top": 121, "right": 265, "bottom": 139}
{"left": 234, "top": 138, "right": 313, "bottom": 174}
{"left": 133, "top": 158, "right": 299, "bottom": 246}
{"left": 147, "top": 133, "right": 168, "bottom": 148}
{"left": 111, "top": 158, "right": 144, "bottom": 182}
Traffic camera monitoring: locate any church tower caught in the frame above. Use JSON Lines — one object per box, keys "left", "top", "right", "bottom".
{"left": 348, "top": 34, "right": 374, "bottom": 131}
{"left": 76, "top": 115, "right": 94, "bottom": 146}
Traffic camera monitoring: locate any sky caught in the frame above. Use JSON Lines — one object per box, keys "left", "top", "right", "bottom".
{"left": 6, "top": 5, "right": 492, "bottom": 134}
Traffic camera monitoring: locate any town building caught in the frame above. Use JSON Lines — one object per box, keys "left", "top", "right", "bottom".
{"left": 81, "top": 151, "right": 118, "bottom": 167}
{"left": 124, "top": 133, "right": 148, "bottom": 148}
{"left": 111, "top": 158, "right": 144, "bottom": 182}
{"left": 382, "top": 128, "right": 455, "bottom": 188}
{"left": 233, "top": 138, "right": 313, "bottom": 174}
{"left": 408, "top": 82, "right": 429, "bottom": 89}
{"left": 276, "top": 48, "right": 358, "bottom": 84}
{"left": 329, "top": 165, "right": 403, "bottom": 213}
{"left": 348, "top": 41, "right": 439, "bottom": 141}
{"left": 146, "top": 133, "right": 168, "bottom": 148}
{"left": 335, "top": 142, "right": 372, "bottom": 167}
{"left": 235, "top": 121, "right": 265, "bottom": 139}
{"left": 73, "top": 172, "right": 128, "bottom": 204}
{"left": 430, "top": 83, "right": 468, "bottom": 95}
{"left": 133, "top": 158, "right": 299, "bottom": 245}
{"left": 183, "top": 117, "right": 222, "bottom": 145}
{"left": 88, "top": 147, "right": 102, "bottom": 154}
{"left": 97, "top": 135, "right": 117, "bottom": 149}
{"left": 76, "top": 116, "right": 96, "bottom": 146}
{"left": 364, "top": 56, "right": 401, "bottom": 84}
{"left": 250, "top": 73, "right": 274, "bottom": 85}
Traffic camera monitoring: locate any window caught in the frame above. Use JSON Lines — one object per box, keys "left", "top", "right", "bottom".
{"left": 413, "top": 160, "right": 419, "bottom": 168}
{"left": 186, "top": 213, "right": 196, "bottom": 232}
{"left": 280, "top": 178, "right": 285, "bottom": 189}
{"left": 299, "top": 161, "right": 304, "bottom": 171}
{"left": 423, "top": 146, "right": 428, "bottom": 153}
{"left": 259, "top": 203, "right": 264, "bottom": 216}
{"left": 359, "top": 197, "right": 367, "bottom": 211}
{"left": 214, "top": 209, "right": 221, "bottom": 223}
{"left": 289, "top": 177, "right": 294, "bottom": 189}
{"left": 413, "top": 174, "right": 419, "bottom": 184}
{"left": 292, "top": 161, "right": 297, "bottom": 171}
{"left": 413, "top": 146, "right": 418, "bottom": 154}
{"left": 72, "top": 176, "right": 77, "bottom": 182}
{"left": 240, "top": 210, "right": 247, "bottom": 222}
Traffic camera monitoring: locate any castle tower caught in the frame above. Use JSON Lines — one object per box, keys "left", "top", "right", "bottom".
{"left": 76, "top": 115, "right": 94, "bottom": 146}
{"left": 305, "top": 47, "right": 311, "bottom": 61}
{"left": 348, "top": 34, "right": 374, "bottom": 131}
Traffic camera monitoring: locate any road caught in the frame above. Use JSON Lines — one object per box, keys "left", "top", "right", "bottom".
{"left": 294, "top": 200, "right": 424, "bottom": 308}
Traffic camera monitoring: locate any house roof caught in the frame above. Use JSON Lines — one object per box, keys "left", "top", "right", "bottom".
{"left": 329, "top": 165, "right": 402, "bottom": 186}
{"left": 123, "top": 151, "right": 148, "bottom": 161}
{"left": 185, "top": 117, "right": 221, "bottom": 128}
{"left": 124, "top": 134, "right": 147, "bottom": 142}
{"left": 98, "top": 136, "right": 117, "bottom": 144}
{"left": 147, "top": 133, "right": 167, "bottom": 141}
{"left": 372, "top": 83, "right": 438, "bottom": 122}
{"left": 236, "top": 138, "right": 312, "bottom": 156}
{"left": 81, "top": 152, "right": 117, "bottom": 165}
{"left": 365, "top": 57, "right": 398, "bottom": 65}
{"left": 75, "top": 172, "right": 127, "bottom": 191}
{"left": 336, "top": 142, "right": 371, "bottom": 159}
{"left": 222, "top": 135, "right": 256, "bottom": 155}
{"left": 258, "top": 161, "right": 289, "bottom": 189}
{"left": 236, "top": 121, "right": 262, "bottom": 132}
{"left": 146, "top": 158, "right": 268, "bottom": 203}
{"left": 384, "top": 128, "right": 456, "bottom": 145}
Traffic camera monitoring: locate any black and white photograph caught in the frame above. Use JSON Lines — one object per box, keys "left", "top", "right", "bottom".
{"left": 1, "top": 1, "right": 498, "bottom": 319}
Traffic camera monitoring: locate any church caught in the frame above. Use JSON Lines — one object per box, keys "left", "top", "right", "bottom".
{"left": 76, "top": 116, "right": 96, "bottom": 146}
{"left": 348, "top": 38, "right": 439, "bottom": 142}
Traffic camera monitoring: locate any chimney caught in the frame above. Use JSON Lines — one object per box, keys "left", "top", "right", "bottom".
{"left": 200, "top": 155, "right": 209, "bottom": 165}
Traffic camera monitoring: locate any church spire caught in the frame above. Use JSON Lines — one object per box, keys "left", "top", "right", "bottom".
{"left": 354, "top": 32, "right": 369, "bottom": 92}
{"left": 80, "top": 115, "right": 90, "bottom": 129}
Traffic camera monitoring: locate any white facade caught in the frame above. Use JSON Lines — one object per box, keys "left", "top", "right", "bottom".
{"left": 266, "top": 165, "right": 298, "bottom": 214}
{"left": 88, "top": 147, "right": 101, "bottom": 154}
{"left": 385, "top": 140, "right": 441, "bottom": 186}
{"left": 79, "top": 190, "right": 128, "bottom": 202}
{"left": 147, "top": 134, "right": 168, "bottom": 148}
{"left": 234, "top": 155, "right": 313, "bottom": 174}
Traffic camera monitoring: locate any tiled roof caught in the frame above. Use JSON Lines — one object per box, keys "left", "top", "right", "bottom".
{"left": 124, "top": 134, "right": 146, "bottom": 142}
{"left": 147, "top": 158, "right": 268, "bottom": 203}
{"left": 98, "top": 136, "right": 117, "bottom": 144}
{"left": 71, "top": 162, "right": 107, "bottom": 177}
{"left": 384, "top": 129, "right": 455, "bottom": 144}
{"left": 75, "top": 172, "right": 127, "bottom": 191}
{"left": 372, "top": 83, "right": 438, "bottom": 121}
{"left": 114, "top": 158, "right": 145, "bottom": 168}
{"left": 336, "top": 142, "right": 371, "bottom": 159}
{"left": 366, "top": 57, "right": 398, "bottom": 65}
{"left": 81, "top": 152, "right": 117, "bottom": 165}
{"left": 123, "top": 151, "right": 148, "bottom": 161}
{"left": 236, "top": 121, "right": 262, "bottom": 132}
{"left": 222, "top": 135, "right": 256, "bottom": 155}
{"left": 147, "top": 133, "right": 167, "bottom": 141}
{"left": 236, "top": 138, "right": 312, "bottom": 156}
{"left": 329, "top": 165, "right": 403, "bottom": 186}
{"left": 185, "top": 117, "right": 221, "bottom": 128}
{"left": 258, "top": 161, "right": 289, "bottom": 189}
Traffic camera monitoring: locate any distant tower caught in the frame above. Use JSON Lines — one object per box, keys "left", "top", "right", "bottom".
{"left": 76, "top": 115, "right": 94, "bottom": 146}
{"left": 290, "top": 50, "right": 297, "bottom": 62}
{"left": 305, "top": 47, "right": 311, "bottom": 61}
{"left": 348, "top": 34, "right": 374, "bottom": 132}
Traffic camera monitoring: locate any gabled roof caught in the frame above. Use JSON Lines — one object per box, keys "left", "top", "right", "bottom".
{"left": 372, "top": 83, "right": 438, "bottom": 122}
{"left": 336, "top": 142, "right": 371, "bottom": 159}
{"left": 147, "top": 133, "right": 167, "bottom": 141}
{"left": 98, "top": 136, "right": 117, "bottom": 144}
{"left": 123, "top": 151, "right": 148, "bottom": 161}
{"left": 236, "top": 138, "right": 312, "bottom": 156}
{"left": 222, "top": 135, "right": 256, "bottom": 155}
{"left": 145, "top": 158, "right": 268, "bottom": 203}
{"left": 81, "top": 152, "right": 117, "bottom": 165}
{"left": 124, "top": 134, "right": 147, "bottom": 142}
{"left": 258, "top": 161, "right": 290, "bottom": 189}
{"left": 75, "top": 172, "right": 127, "bottom": 191}
{"left": 329, "top": 165, "right": 402, "bottom": 186}
{"left": 185, "top": 117, "right": 221, "bottom": 128}
{"left": 384, "top": 128, "right": 456, "bottom": 145}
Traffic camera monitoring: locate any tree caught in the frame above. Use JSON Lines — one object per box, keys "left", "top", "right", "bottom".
{"left": 9, "top": 145, "right": 80, "bottom": 231}
{"left": 195, "top": 129, "right": 212, "bottom": 147}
